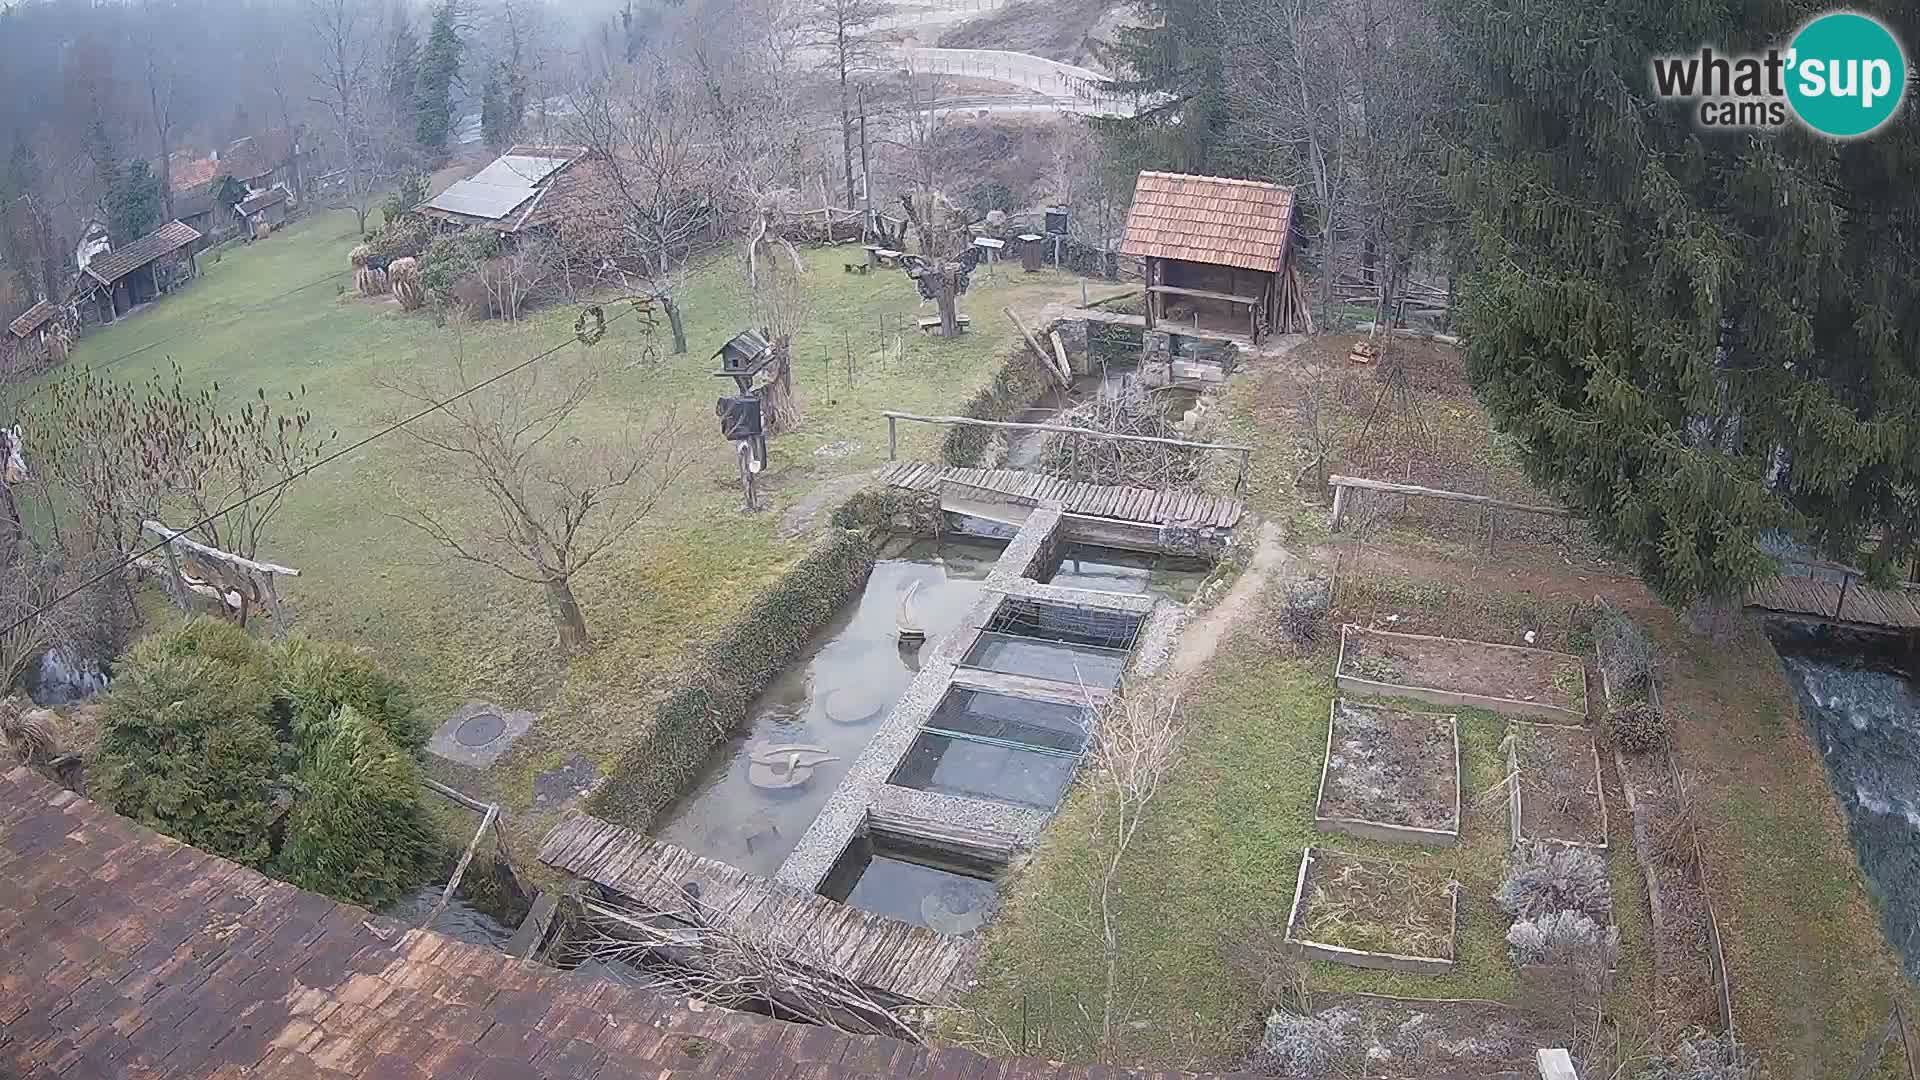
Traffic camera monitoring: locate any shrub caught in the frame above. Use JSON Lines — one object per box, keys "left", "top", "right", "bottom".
{"left": 365, "top": 213, "right": 433, "bottom": 265}
{"left": 419, "top": 230, "right": 503, "bottom": 303}
{"left": 1506, "top": 910, "right": 1620, "bottom": 969}
{"left": 1495, "top": 841, "right": 1613, "bottom": 921}
{"left": 1648, "top": 1031, "right": 1752, "bottom": 1080}
{"left": 1250, "top": 1008, "right": 1356, "bottom": 1078}
{"left": 1608, "top": 699, "right": 1668, "bottom": 753}
{"left": 275, "top": 637, "right": 427, "bottom": 755}
{"left": 589, "top": 528, "right": 876, "bottom": 826}
{"left": 92, "top": 623, "right": 283, "bottom": 868}
{"left": 382, "top": 171, "right": 429, "bottom": 224}
{"left": 830, "top": 486, "right": 943, "bottom": 535}
{"left": 275, "top": 706, "right": 440, "bottom": 908}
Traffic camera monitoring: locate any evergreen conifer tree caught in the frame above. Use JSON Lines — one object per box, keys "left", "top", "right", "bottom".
{"left": 414, "top": 2, "right": 463, "bottom": 152}
{"left": 1444, "top": 2, "right": 1920, "bottom": 605}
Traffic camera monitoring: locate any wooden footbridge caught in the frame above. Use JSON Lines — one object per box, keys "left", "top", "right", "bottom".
{"left": 880, "top": 461, "right": 1245, "bottom": 529}
{"left": 1745, "top": 568, "right": 1920, "bottom": 632}
{"left": 540, "top": 812, "right": 973, "bottom": 1004}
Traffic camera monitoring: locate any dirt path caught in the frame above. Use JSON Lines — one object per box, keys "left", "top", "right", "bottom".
{"left": 1169, "top": 521, "right": 1291, "bottom": 684}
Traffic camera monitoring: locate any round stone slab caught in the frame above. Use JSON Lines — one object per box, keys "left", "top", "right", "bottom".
{"left": 427, "top": 701, "right": 537, "bottom": 769}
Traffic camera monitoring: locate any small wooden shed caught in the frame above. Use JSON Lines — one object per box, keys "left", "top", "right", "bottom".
{"left": 80, "top": 220, "right": 202, "bottom": 323}
{"left": 1119, "top": 171, "right": 1306, "bottom": 344}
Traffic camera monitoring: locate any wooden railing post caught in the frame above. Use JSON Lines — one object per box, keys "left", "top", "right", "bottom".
{"left": 1330, "top": 483, "right": 1348, "bottom": 532}
{"left": 888, "top": 415, "right": 898, "bottom": 461}
{"left": 1235, "top": 448, "right": 1250, "bottom": 493}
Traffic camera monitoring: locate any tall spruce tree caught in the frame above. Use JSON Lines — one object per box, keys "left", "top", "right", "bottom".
{"left": 1444, "top": 1, "right": 1920, "bottom": 606}
{"left": 479, "top": 66, "right": 508, "bottom": 149}
{"left": 384, "top": 2, "right": 422, "bottom": 118}
{"left": 1088, "top": 0, "right": 1228, "bottom": 174}
{"left": 414, "top": 1, "right": 463, "bottom": 152}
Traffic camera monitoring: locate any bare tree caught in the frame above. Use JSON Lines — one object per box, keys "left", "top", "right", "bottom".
{"left": 1084, "top": 683, "right": 1180, "bottom": 1055}
{"left": 741, "top": 200, "right": 809, "bottom": 435}
{"left": 306, "top": 0, "right": 387, "bottom": 232}
{"left": 808, "top": 0, "right": 887, "bottom": 209}
{"left": 383, "top": 334, "right": 692, "bottom": 656}
{"left": 140, "top": 1, "right": 189, "bottom": 223}
{"left": 1223, "top": 0, "right": 1452, "bottom": 325}
{"left": 886, "top": 68, "right": 980, "bottom": 339}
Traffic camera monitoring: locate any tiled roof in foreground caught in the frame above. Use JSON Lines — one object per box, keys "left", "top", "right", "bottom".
{"left": 0, "top": 766, "right": 1241, "bottom": 1080}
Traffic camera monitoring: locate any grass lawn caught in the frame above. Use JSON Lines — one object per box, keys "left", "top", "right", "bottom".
{"left": 10, "top": 207, "right": 1103, "bottom": 851}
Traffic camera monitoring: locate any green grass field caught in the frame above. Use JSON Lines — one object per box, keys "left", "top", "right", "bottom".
{"left": 12, "top": 208, "right": 1097, "bottom": 838}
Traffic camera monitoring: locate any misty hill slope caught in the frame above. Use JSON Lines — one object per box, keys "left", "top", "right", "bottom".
{"left": 936, "top": 0, "right": 1135, "bottom": 70}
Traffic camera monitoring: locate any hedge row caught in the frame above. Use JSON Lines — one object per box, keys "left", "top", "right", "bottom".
{"left": 586, "top": 528, "right": 878, "bottom": 828}
{"left": 830, "top": 485, "right": 944, "bottom": 536}
{"left": 941, "top": 346, "right": 1058, "bottom": 467}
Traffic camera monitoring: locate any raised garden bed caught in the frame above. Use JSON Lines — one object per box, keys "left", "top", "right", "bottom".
{"left": 1282, "top": 847, "right": 1459, "bottom": 975}
{"left": 1507, "top": 722, "right": 1608, "bottom": 849}
{"left": 1336, "top": 624, "right": 1589, "bottom": 723}
{"left": 1313, "top": 699, "right": 1460, "bottom": 847}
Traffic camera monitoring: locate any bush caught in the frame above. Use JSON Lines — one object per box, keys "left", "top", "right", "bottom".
{"left": 382, "top": 171, "right": 429, "bottom": 224}
{"left": 1250, "top": 1008, "right": 1356, "bottom": 1078}
{"left": 276, "top": 637, "right": 427, "bottom": 754}
{"left": 589, "top": 528, "right": 876, "bottom": 826}
{"left": 92, "top": 624, "right": 283, "bottom": 868}
{"left": 91, "top": 618, "right": 437, "bottom": 906}
{"left": 1648, "top": 1031, "right": 1752, "bottom": 1080}
{"left": 1506, "top": 910, "right": 1620, "bottom": 968}
{"left": 829, "top": 486, "right": 943, "bottom": 535}
{"left": 275, "top": 706, "right": 440, "bottom": 908}
{"left": 1608, "top": 699, "right": 1668, "bottom": 753}
{"left": 419, "top": 230, "right": 503, "bottom": 303}
{"left": 365, "top": 213, "right": 433, "bottom": 265}
{"left": 1495, "top": 841, "right": 1613, "bottom": 921}
{"left": 943, "top": 348, "right": 1059, "bottom": 466}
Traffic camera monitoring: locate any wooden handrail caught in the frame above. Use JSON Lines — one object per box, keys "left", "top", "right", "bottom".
{"left": 1327, "top": 474, "right": 1569, "bottom": 517}
{"left": 883, "top": 411, "right": 1251, "bottom": 453}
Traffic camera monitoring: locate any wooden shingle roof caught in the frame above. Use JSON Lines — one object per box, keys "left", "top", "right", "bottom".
{"left": 0, "top": 765, "right": 1250, "bottom": 1080}
{"left": 84, "top": 220, "right": 202, "bottom": 287}
{"left": 8, "top": 299, "right": 57, "bottom": 339}
{"left": 237, "top": 188, "right": 289, "bottom": 216}
{"left": 1119, "top": 171, "right": 1295, "bottom": 274}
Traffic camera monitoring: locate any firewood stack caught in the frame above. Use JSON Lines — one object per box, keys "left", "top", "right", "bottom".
{"left": 1349, "top": 338, "right": 1381, "bottom": 365}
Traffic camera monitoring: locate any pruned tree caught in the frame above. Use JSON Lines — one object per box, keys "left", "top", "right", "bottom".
{"left": 741, "top": 200, "right": 808, "bottom": 435}
{"left": 382, "top": 334, "right": 692, "bottom": 656}
{"left": 886, "top": 69, "right": 981, "bottom": 340}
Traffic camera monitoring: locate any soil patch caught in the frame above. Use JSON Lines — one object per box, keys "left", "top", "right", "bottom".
{"left": 1511, "top": 722, "right": 1607, "bottom": 847}
{"left": 1339, "top": 624, "right": 1587, "bottom": 718}
{"left": 1315, "top": 699, "right": 1459, "bottom": 843}
{"left": 1287, "top": 847, "right": 1459, "bottom": 967}
{"left": 1616, "top": 746, "right": 1720, "bottom": 1036}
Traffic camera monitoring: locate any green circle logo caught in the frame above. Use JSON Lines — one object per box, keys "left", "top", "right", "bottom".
{"left": 1786, "top": 12, "right": 1907, "bottom": 137}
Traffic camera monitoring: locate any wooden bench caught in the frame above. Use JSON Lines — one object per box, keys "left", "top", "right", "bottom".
{"left": 917, "top": 314, "right": 972, "bottom": 335}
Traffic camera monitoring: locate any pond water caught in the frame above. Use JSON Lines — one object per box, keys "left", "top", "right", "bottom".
{"left": 381, "top": 885, "right": 518, "bottom": 949}
{"left": 653, "top": 538, "right": 1006, "bottom": 877}
{"left": 819, "top": 835, "right": 997, "bottom": 933}
{"left": 1045, "top": 543, "right": 1212, "bottom": 603}
{"left": 1769, "top": 623, "right": 1920, "bottom": 974}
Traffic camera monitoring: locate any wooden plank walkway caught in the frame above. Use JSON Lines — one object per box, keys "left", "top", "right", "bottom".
{"left": 1745, "top": 574, "right": 1920, "bottom": 629}
{"left": 539, "top": 813, "right": 972, "bottom": 1004}
{"left": 880, "top": 461, "right": 1244, "bottom": 529}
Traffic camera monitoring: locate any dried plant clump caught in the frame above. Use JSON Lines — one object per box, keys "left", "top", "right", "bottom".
{"left": 1647, "top": 1030, "right": 1753, "bottom": 1080}
{"left": 1506, "top": 910, "right": 1619, "bottom": 969}
{"left": 1608, "top": 700, "right": 1669, "bottom": 753}
{"left": 1250, "top": 1008, "right": 1357, "bottom": 1078}
{"left": 1495, "top": 841, "right": 1613, "bottom": 922}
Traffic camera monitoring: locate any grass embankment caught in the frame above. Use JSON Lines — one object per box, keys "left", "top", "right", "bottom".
{"left": 13, "top": 208, "right": 1096, "bottom": 851}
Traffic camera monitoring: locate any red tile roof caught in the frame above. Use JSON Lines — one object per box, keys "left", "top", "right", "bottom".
{"left": 171, "top": 153, "right": 222, "bottom": 192}
{"left": 83, "top": 220, "right": 202, "bottom": 287}
{"left": 0, "top": 766, "right": 1249, "bottom": 1080}
{"left": 1119, "top": 171, "right": 1296, "bottom": 274}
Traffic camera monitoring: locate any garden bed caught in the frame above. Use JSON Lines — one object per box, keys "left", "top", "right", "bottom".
{"left": 1336, "top": 624, "right": 1588, "bottom": 722}
{"left": 1507, "top": 722, "right": 1608, "bottom": 849}
{"left": 1313, "top": 699, "right": 1460, "bottom": 846}
{"left": 1282, "top": 847, "right": 1459, "bottom": 975}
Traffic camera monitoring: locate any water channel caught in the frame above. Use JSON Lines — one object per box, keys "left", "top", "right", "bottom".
{"left": 1769, "top": 622, "right": 1920, "bottom": 974}
{"left": 653, "top": 537, "right": 1007, "bottom": 878}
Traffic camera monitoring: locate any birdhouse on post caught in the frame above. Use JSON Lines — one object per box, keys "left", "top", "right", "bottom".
{"left": 713, "top": 329, "right": 775, "bottom": 393}
{"left": 1017, "top": 234, "right": 1044, "bottom": 272}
